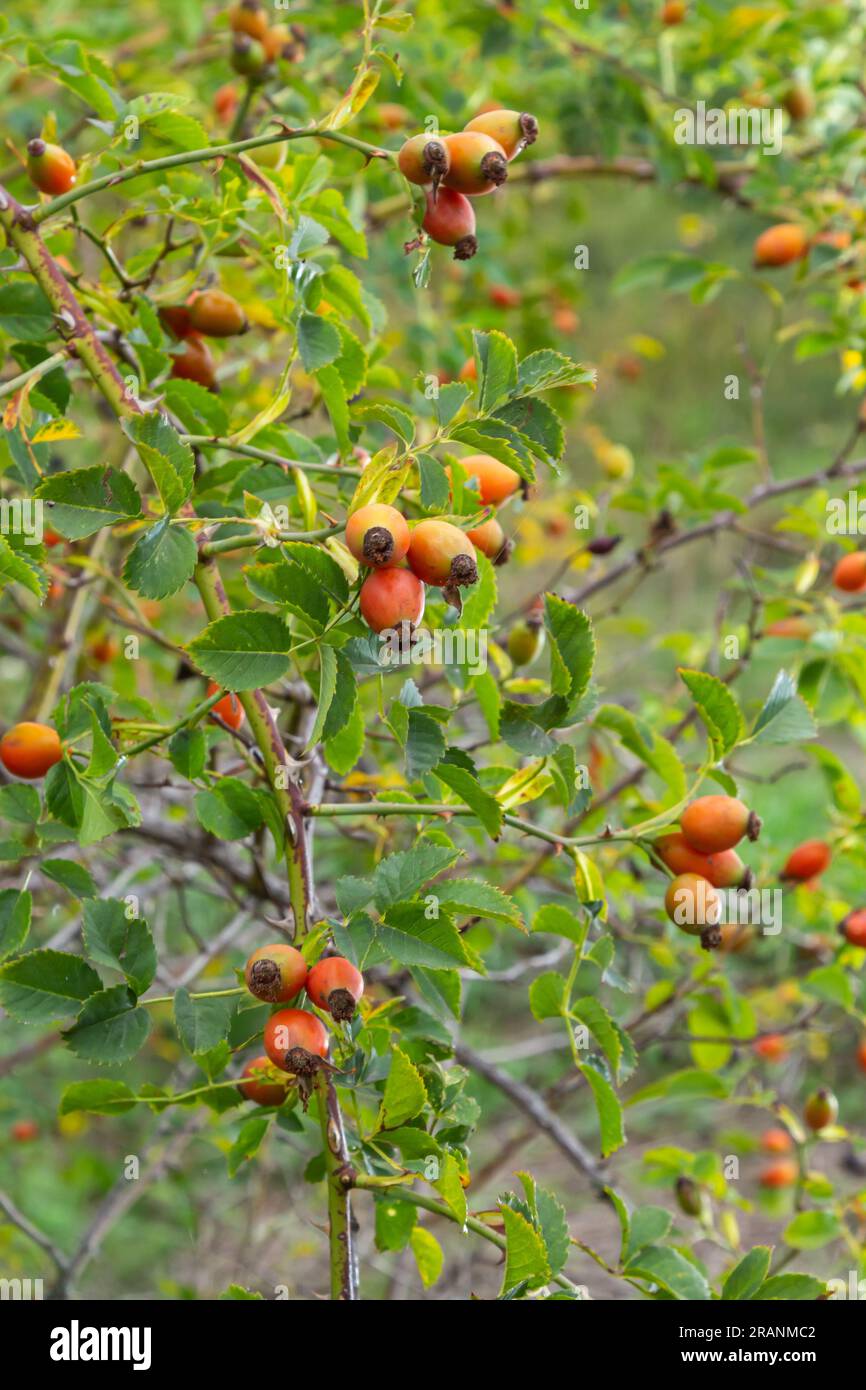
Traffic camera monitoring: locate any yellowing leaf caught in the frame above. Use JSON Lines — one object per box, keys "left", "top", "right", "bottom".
{"left": 32, "top": 418, "right": 82, "bottom": 444}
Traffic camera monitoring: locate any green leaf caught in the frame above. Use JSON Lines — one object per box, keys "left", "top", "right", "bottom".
{"left": 174, "top": 986, "right": 237, "bottom": 1055}
{"left": 545, "top": 594, "right": 594, "bottom": 701}
{"left": 572, "top": 997, "right": 623, "bottom": 1076}
{"left": 305, "top": 644, "right": 338, "bottom": 749}
{"left": 628, "top": 1068, "right": 730, "bottom": 1107}
{"left": 123, "top": 518, "right": 197, "bottom": 599}
{"left": 410, "top": 1226, "right": 444, "bottom": 1287}
{"left": 297, "top": 312, "right": 342, "bottom": 371}
{"left": 678, "top": 668, "right": 743, "bottom": 757}
{"left": 375, "top": 1197, "right": 418, "bottom": 1252}
{"left": 433, "top": 879, "right": 523, "bottom": 929}
{"left": 59, "top": 1079, "right": 137, "bottom": 1116}
{"left": 500, "top": 1204, "right": 551, "bottom": 1295}
{"left": 195, "top": 779, "right": 264, "bottom": 840}
{"left": 580, "top": 1058, "right": 625, "bottom": 1157}
{"left": 377, "top": 1046, "right": 428, "bottom": 1130}
{"left": 750, "top": 669, "right": 817, "bottom": 745}
{"left": 0, "top": 784, "right": 40, "bottom": 825}
{"left": 626, "top": 1244, "right": 710, "bottom": 1300}
{"left": 782, "top": 1211, "right": 841, "bottom": 1250}
{"left": 432, "top": 1152, "right": 467, "bottom": 1225}
{"left": 63, "top": 985, "right": 151, "bottom": 1064}
{"left": 185, "top": 611, "right": 293, "bottom": 689}
{"left": 0, "top": 281, "right": 54, "bottom": 340}
{"left": 434, "top": 762, "right": 502, "bottom": 836}
{"left": 82, "top": 899, "right": 156, "bottom": 995}
{"left": 372, "top": 844, "right": 462, "bottom": 910}
{"left": 624, "top": 1206, "right": 673, "bottom": 1264}
{"left": 0, "top": 948, "right": 101, "bottom": 1023}
{"left": 228, "top": 1115, "right": 270, "bottom": 1176}
{"left": 722, "top": 1246, "right": 772, "bottom": 1300}
{"left": 0, "top": 889, "right": 31, "bottom": 962}
{"left": 122, "top": 412, "right": 194, "bottom": 514}
{"left": 168, "top": 726, "right": 206, "bottom": 780}
{"left": 36, "top": 466, "right": 141, "bottom": 540}
{"left": 473, "top": 329, "right": 518, "bottom": 411}
{"left": 529, "top": 971, "right": 566, "bottom": 1020}
{"left": 532, "top": 903, "right": 589, "bottom": 949}
{"left": 754, "top": 1273, "right": 827, "bottom": 1300}
{"left": 39, "top": 859, "right": 98, "bottom": 898}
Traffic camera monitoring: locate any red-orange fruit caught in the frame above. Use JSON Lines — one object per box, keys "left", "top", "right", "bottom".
{"left": 207, "top": 682, "right": 245, "bottom": 731}
{"left": 407, "top": 519, "right": 478, "bottom": 588}
{"left": 680, "top": 795, "right": 761, "bottom": 854}
{"left": 397, "top": 134, "right": 451, "bottom": 188}
{"left": 345, "top": 503, "right": 410, "bottom": 567}
{"left": 0, "top": 722, "right": 62, "bottom": 780}
{"left": 188, "top": 289, "right": 248, "bottom": 337}
{"left": 760, "top": 1127, "right": 793, "bottom": 1154}
{"left": 765, "top": 616, "right": 811, "bottom": 639}
{"left": 781, "top": 839, "right": 831, "bottom": 882}
{"left": 263, "top": 1008, "right": 329, "bottom": 1072}
{"left": 753, "top": 1033, "right": 788, "bottom": 1063}
{"left": 228, "top": 0, "right": 269, "bottom": 41}
{"left": 214, "top": 83, "right": 239, "bottom": 124}
{"left": 753, "top": 223, "right": 809, "bottom": 268}
{"left": 239, "top": 1056, "right": 292, "bottom": 1107}
{"left": 840, "top": 909, "right": 866, "bottom": 947}
{"left": 803, "top": 1087, "right": 838, "bottom": 1131}
{"left": 306, "top": 956, "right": 364, "bottom": 1021}
{"left": 421, "top": 187, "right": 477, "bottom": 260}
{"left": 26, "top": 139, "right": 77, "bottom": 195}
{"left": 10, "top": 1120, "right": 39, "bottom": 1142}
{"left": 832, "top": 552, "right": 866, "bottom": 592}
{"left": 759, "top": 1158, "right": 798, "bottom": 1189}
{"left": 466, "top": 516, "right": 511, "bottom": 565}
{"left": 464, "top": 110, "right": 538, "bottom": 161}
{"left": 663, "top": 873, "right": 723, "bottom": 936}
{"left": 359, "top": 567, "right": 425, "bottom": 634}
{"left": 451, "top": 453, "right": 520, "bottom": 505}
{"left": 442, "top": 131, "right": 508, "bottom": 195}
{"left": 245, "top": 943, "right": 308, "bottom": 1002}
{"left": 656, "top": 831, "right": 751, "bottom": 888}
{"left": 857, "top": 1040, "right": 866, "bottom": 1073}
{"left": 170, "top": 334, "right": 217, "bottom": 390}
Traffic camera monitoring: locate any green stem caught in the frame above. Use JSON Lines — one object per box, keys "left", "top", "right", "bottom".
{"left": 143, "top": 986, "right": 244, "bottom": 1007}
{"left": 316, "top": 1071, "right": 358, "bottom": 1300}
{"left": 120, "top": 689, "right": 224, "bottom": 758}
{"left": 199, "top": 522, "right": 341, "bottom": 558}
{"left": 32, "top": 126, "right": 393, "bottom": 224}
{"left": 352, "top": 1176, "right": 584, "bottom": 1296}
{"left": 308, "top": 800, "right": 641, "bottom": 851}
{"left": 194, "top": 556, "right": 312, "bottom": 938}
{"left": 0, "top": 349, "right": 68, "bottom": 400}
{"left": 181, "top": 435, "right": 363, "bottom": 477}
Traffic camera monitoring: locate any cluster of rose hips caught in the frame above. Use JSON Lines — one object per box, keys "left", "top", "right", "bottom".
{"left": 398, "top": 108, "right": 538, "bottom": 261}
{"left": 658, "top": 794, "right": 762, "bottom": 950}
{"left": 238, "top": 944, "right": 363, "bottom": 1108}
{"left": 676, "top": 1090, "right": 840, "bottom": 1212}
{"left": 227, "top": 0, "right": 305, "bottom": 85}
{"left": 158, "top": 288, "right": 248, "bottom": 392}
{"left": 347, "top": 453, "right": 521, "bottom": 632}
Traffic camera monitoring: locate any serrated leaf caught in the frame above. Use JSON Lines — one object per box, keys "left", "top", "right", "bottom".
{"left": 0, "top": 948, "right": 101, "bottom": 1023}
{"left": 185, "top": 611, "right": 292, "bottom": 689}
{"left": 36, "top": 466, "right": 141, "bottom": 540}
{"left": 63, "top": 984, "right": 151, "bottom": 1064}
{"left": 123, "top": 518, "right": 197, "bottom": 599}
{"left": 377, "top": 1046, "right": 428, "bottom": 1130}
